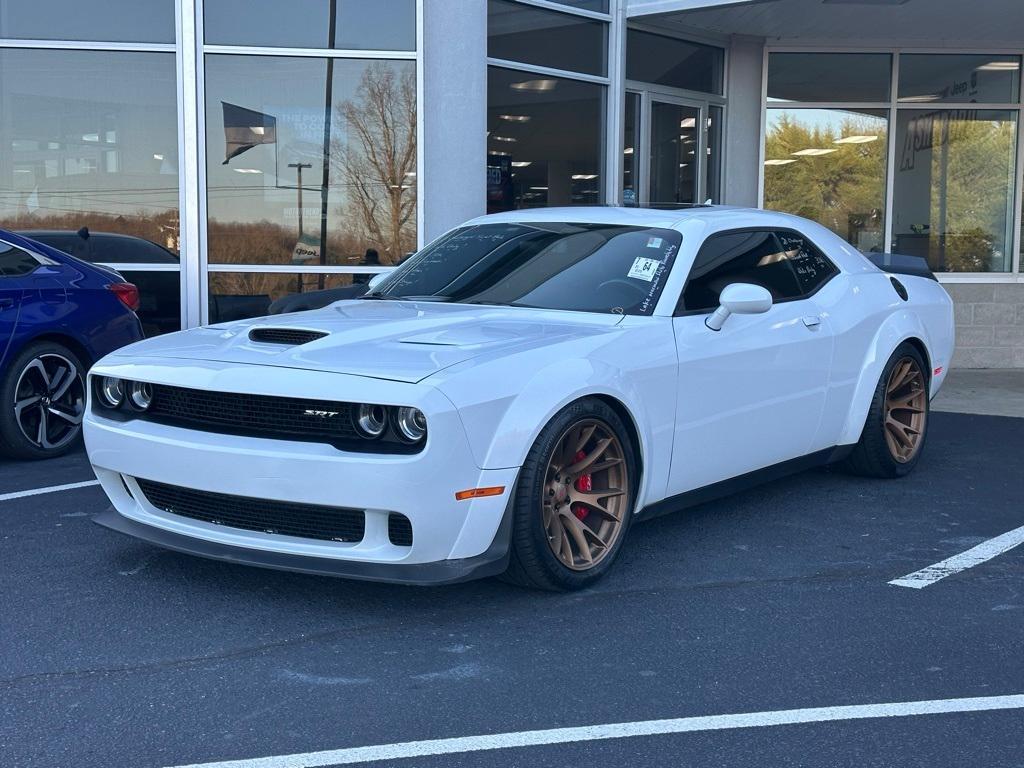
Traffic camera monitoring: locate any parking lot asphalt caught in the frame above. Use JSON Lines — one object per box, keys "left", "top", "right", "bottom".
{"left": 2, "top": 411, "right": 1022, "bottom": 768}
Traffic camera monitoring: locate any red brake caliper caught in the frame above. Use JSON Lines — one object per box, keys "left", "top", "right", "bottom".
{"left": 572, "top": 450, "right": 591, "bottom": 521}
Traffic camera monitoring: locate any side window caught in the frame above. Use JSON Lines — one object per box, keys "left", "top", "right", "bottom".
{"left": 774, "top": 231, "right": 839, "bottom": 296}
{"left": 679, "top": 229, "right": 837, "bottom": 313}
{"left": 0, "top": 241, "right": 42, "bottom": 278}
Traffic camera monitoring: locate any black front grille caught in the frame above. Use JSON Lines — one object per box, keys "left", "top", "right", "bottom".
{"left": 144, "top": 384, "right": 360, "bottom": 447}
{"left": 388, "top": 513, "right": 413, "bottom": 547}
{"left": 135, "top": 478, "right": 365, "bottom": 543}
{"left": 249, "top": 328, "right": 328, "bottom": 345}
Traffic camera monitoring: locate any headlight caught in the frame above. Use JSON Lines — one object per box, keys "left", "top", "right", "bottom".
{"left": 98, "top": 376, "right": 124, "bottom": 408}
{"left": 355, "top": 403, "right": 387, "bottom": 438}
{"left": 128, "top": 381, "right": 153, "bottom": 411}
{"left": 395, "top": 406, "right": 427, "bottom": 443}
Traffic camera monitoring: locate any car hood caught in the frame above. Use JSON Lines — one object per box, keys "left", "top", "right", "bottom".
{"left": 109, "top": 300, "right": 625, "bottom": 383}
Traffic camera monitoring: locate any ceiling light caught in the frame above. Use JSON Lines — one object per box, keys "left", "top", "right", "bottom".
{"left": 153, "top": 153, "right": 164, "bottom": 160}
{"left": 233, "top": 168, "right": 263, "bottom": 173}
{"left": 764, "top": 159, "right": 798, "bottom": 166}
{"left": 792, "top": 148, "right": 837, "bottom": 157}
{"left": 834, "top": 135, "right": 879, "bottom": 144}
{"left": 679, "top": 117, "right": 696, "bottom": 129}
{"left": 899, "top": 94, "right": 939, "bottom": 102}
{"left": 623, "top": 147, "right": 634, "bottom": 155}
{"left": 491, "top": 135, "right": 516, "bottom": 143}
{"left": 571, "top": 174, "right": 598, "bottom": 180}
{"left": 529, "top": 186, "right": 548, "bottom": 190}
{"left": 977, "top": 61, "right": 1021, "bottom": 71}
{"left": 489, "top": 150, "right": 511, "bottom": 157}
{"left": 499, "top": 114, "right": 531, "bottom": 122}
{"left": 511, "top": 161, "right": 532, "bottom": 167}
{"left": 511, "top": 79, "right": 557, "bottom": 92}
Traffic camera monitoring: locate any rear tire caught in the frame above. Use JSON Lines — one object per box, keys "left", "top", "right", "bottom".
{"left": 0, "top": 341, "right": 87, "bottom": 460}
{"left": 845, "top": 342, "right": 929, "bottom": 479}
{"left": 503, "top": 398, "right": 637, "bottom": 591}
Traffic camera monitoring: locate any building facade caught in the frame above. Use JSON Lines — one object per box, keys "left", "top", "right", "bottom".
{"left": 1, "top": 0, "right": 1022, "bottom": 366}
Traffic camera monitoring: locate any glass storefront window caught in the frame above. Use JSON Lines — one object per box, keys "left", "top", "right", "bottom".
{"left": 892, "top": 109, "right": 1016, "bottom": 272}
{"left": 204, "top": 0, "right": 416, "bottom": 51}
{"left": 626, "top": 30, "right": 723, "bottom": 95}
{"left": 768, "top": 53, "right": 891, "bottom": 103}
{"left": 204, "top": 55, "right": 417, "bottom": 267}
{"left": 898, "top": 55, "right": 1020, "bottom": 104}
{"left": 764, "top": 108, "right": 888, "bottom": 251}
{"left": 623, "top": 92, "right": 639, "bottom": 206}
{"left": 649, "top": 101, "right": 700, "bottom": 206}
{"left": 706, "top": 105, "right": 723, "bottom": 204}
{"left": 208, "top": 272, "right": 356, "bottom": 323}
{"left": 487, "top": 0, "right": 607, "bottom": 77}
{"left": 487, "top": 67, "right": 605, "bottom": 210}
{"left": 0, "top": 49, "right": 179, "bottom": 333}
{"left": 545, "top": 0, "right": 609, "bottom": 11}
{"left": 0, "top": 0, "right": 174, "bottom": 43}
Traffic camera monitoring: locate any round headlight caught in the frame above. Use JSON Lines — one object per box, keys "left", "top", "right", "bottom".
{"left": 395, "top": 407, "right": 427, "bottom": 443}
{"left": 98, "top": 376, "right": 124, "bottom": 408}
{"left": 128, "top": 381, "right": 153, "bottom": 411}
{"left": 356, "top": 403, "right": 387, "bottom": 438}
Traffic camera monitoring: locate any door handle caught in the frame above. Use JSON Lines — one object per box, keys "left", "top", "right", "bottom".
{"left": 802, "top": 315, "right": 821, "bottom": 329}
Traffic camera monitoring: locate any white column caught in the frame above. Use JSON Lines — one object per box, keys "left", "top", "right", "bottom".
{"left": 422, "top": 0, "right": 488, "bottom": 242}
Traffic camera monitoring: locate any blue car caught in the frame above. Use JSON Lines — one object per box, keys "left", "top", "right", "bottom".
{"left": 0, "top": 229, "right": 143, "bottom": 459}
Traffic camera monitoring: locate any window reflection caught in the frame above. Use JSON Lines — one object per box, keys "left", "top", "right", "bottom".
{"left": 0, "top": 0, "right": 174, "bottom": 43}
{"left": 768, "top": 53, "right": 891, "bottom": 103}
{"left": 892, "top": 110, "right": 1016, "bottom": 272}
{"left": 208, "top": 272, "right": 355, "bottom": 323}
{"left": 626, "top": 30, "right": 723, "bottom": 95}
{"left": 764, "top": 109, "right": 888, "bottom": 252}
{"left": 487, "top": 67, "right": 604, "bottom": 210}
{"left": 204, "top": 0, "right": 415, "bottom": 51}
{"left": 487, "top": 0, "right": 607, "bottom": 77}
{"left": 0, "top": 49, "right": 180, "bottom": 334}
{"left": 899, "top": 55, "right": 1020, "bottom": 104}
{"left": 205, "top": 55, "right": 417, "bottom": 267}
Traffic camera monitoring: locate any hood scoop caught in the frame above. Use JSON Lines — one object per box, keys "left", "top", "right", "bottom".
{"left": 248, "top": 327, "right": 328, "bottom": 346}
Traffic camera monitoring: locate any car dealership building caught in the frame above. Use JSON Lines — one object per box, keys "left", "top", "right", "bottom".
{"left": 1, "top": 0, "right": 1022, "bottom": 366}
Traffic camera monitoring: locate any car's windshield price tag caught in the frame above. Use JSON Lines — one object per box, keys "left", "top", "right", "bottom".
{"left": 627, "top": 256, "right": 660, "bottom": 282}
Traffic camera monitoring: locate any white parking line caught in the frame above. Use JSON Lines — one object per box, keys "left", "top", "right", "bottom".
{"left": 0, "top": 479, "right": 100, "bottom": 502}
{"left": 166, "top": 694, "right": 1024, "bottom": 768}
{"left": 890, "top": 524, "right": 1024, "bottom": 589}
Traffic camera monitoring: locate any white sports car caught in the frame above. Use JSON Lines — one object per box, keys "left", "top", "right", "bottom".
{"left": 85, "top": 206, "right": 954, "bottom": 590}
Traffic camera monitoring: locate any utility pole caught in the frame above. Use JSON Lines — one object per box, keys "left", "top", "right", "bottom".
{"left": 288, "top": 161, "right": 312, "bottom": 293}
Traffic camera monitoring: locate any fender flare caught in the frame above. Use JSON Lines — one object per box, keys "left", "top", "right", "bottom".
{"left": 837, "top": 310, "right": 933, "bottom": 446}
{"left": 453, "top": 356, "right": 667, "bottom": 509}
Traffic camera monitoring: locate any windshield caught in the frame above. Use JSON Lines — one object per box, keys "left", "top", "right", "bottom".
{"left": 367, "top": 222, "right": 681, "bottom": 316}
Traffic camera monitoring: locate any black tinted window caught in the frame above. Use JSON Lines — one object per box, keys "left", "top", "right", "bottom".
{"left": 681, "top": 230, "right": 836, "bottom": 312}
{"left": 0, "top": 241, "right": 41, "bottom": 277}
{"left": 374, "top": 223, "right": 681, "bottom": 316}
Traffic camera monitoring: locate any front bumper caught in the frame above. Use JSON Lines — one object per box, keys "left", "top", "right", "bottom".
{"left": 85, "top": 356, "right": 519, "bottom": 583}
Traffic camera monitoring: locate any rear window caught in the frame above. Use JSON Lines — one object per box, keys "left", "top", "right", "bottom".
{"left": 373, "top": 222, "right": 682, "bottom": 316}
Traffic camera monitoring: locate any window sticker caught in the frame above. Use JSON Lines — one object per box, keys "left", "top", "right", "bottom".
{"left": 646, "top": 236, "right": 663, "bottom": 249}
{"left": 628, "top": 256, "right": 660, "bottom": 282}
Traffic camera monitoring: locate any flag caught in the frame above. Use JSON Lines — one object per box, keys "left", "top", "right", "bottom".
{"left": 221, "top": 102, "right": 277, "bottom": 165}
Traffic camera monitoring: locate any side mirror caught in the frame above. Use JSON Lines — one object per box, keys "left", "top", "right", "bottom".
{"left": 367, "top": 272, "right": 389, "bottom": 291}
{"left": 705, "top": 283, "right": 773, "bottom": 331}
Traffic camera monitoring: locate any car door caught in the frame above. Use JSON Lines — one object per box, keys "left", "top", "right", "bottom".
{"left": 0, "top": 268, "right": 23, "bottom": 371}
{"left": 666, "top": 228, "right": 838, "bottom": 496}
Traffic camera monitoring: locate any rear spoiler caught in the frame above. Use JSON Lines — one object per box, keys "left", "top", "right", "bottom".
{"left": 863, "top": 252, "right": 937, "bottom": 281}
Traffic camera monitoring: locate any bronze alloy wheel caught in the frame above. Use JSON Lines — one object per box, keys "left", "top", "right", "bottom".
{"left": 883, "top": 356, "right": 928, "bottom": 463}
{"left": 542, "top": 419, "right": 629, "bottom": 571}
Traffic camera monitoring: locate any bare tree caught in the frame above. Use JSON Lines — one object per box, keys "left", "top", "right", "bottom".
{"left": 334, "top": 63, "right": 417, "bottom": 264}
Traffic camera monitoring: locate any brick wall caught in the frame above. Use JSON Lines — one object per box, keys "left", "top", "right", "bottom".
{"left": 945, "top": 283, "right": 1024, "bottom": 368}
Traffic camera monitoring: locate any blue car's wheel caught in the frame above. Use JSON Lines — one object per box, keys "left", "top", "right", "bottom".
{"left": 0, "top": 341, "right": 86, "bottom": 460}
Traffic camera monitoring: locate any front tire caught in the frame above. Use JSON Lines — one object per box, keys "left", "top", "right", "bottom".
{"left": 845, "top": 342, "right": 929, "bottom": 478}
{"left": 0, "top": 341, "right": 87, "bottom": 460}
{"left": 504, "top": 398, "right": 637, "bottom": 591}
